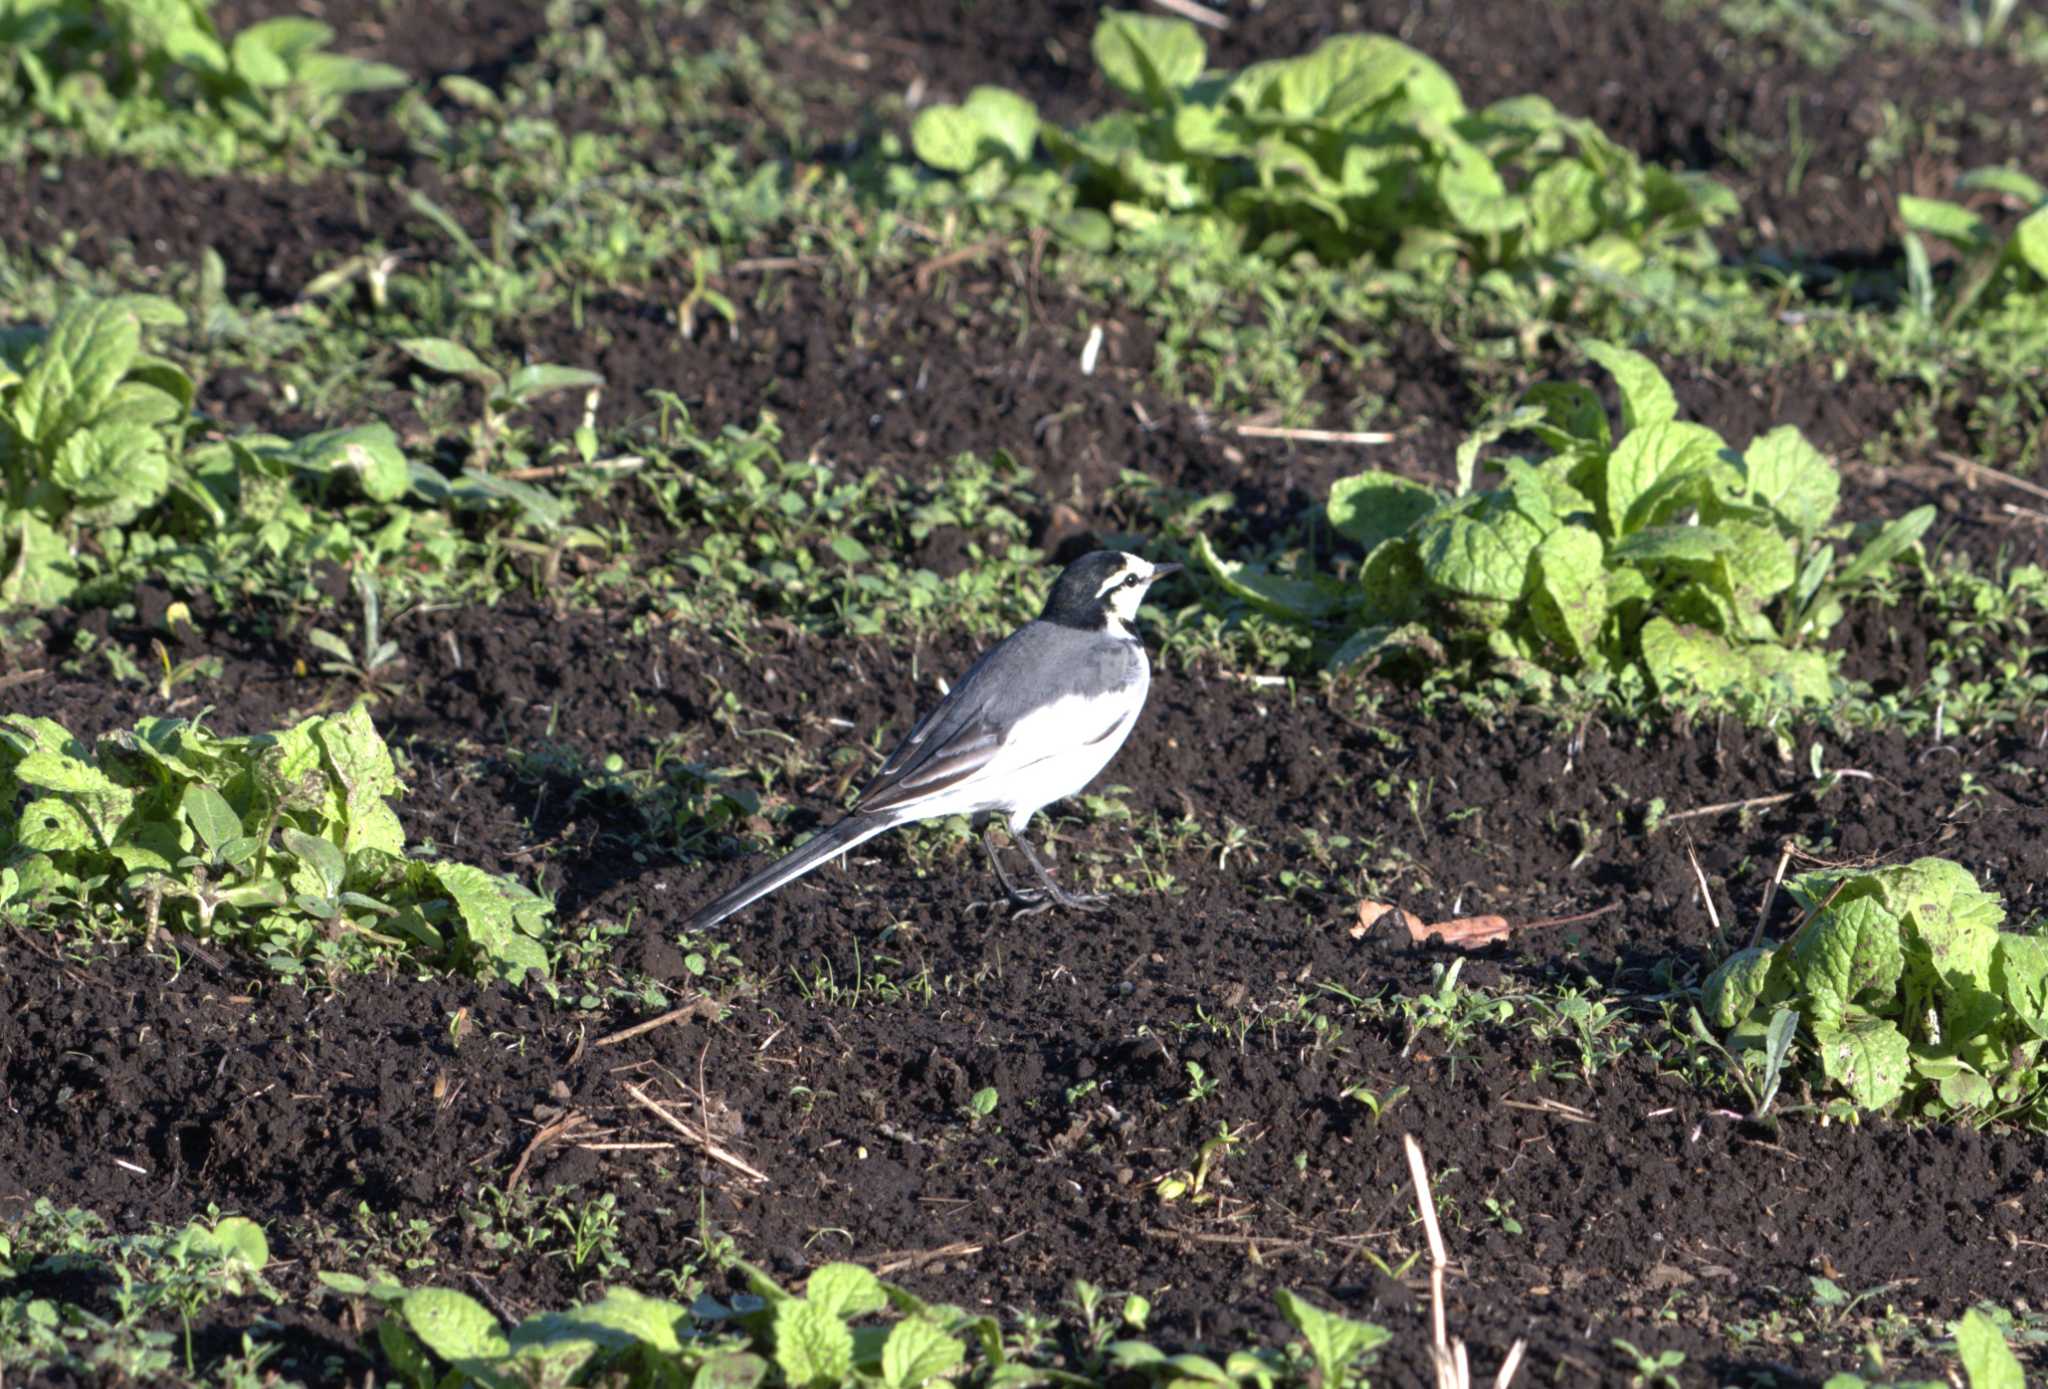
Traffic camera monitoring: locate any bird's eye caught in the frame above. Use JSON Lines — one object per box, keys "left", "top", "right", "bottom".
{"left": 1123, "top": 575, "right": 1140, "bottom": 589}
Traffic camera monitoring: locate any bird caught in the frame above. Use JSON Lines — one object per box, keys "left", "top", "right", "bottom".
{"left": 684, "top": 550, "right": 1181, "bottom": 930}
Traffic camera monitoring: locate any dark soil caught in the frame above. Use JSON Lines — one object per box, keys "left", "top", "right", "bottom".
{"left": 7, "top": 584, "right": 2048, "bottom": 1386}
{"left": 6, "top": 3, "right": 2048, "bottom": 1386}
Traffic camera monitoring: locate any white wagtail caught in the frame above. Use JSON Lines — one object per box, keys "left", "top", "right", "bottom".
{"left": 685, "top": 550, "right": 1180, "bottom": 930}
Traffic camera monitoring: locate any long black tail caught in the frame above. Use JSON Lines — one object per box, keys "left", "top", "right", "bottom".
{"left": 685, "top": 815, "right": 895, "bottom": 930}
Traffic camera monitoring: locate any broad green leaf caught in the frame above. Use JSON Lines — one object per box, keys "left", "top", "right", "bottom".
{"left": 772, "top": 1298, "right": 855, "bottom": 1387}
{"left": 1413, "top": 490, "right": 1545, "bottom": 604}
{"left": 1192, "top": 532, "right": 1349, "bottom": 621}
{"left": 1612, "top": 525, "right": 1733, "bottom": 567}
{"left": 1955, "top": 1308, "right": 2025, "bottom": 1389}
{"left": 694, "top": 1352, "right": 771, "bottom": 1389}
{"left": 1637, "top": 617, "right": 1745, "bottom": 696}
{"left": 289, "top": 424, "right": 410, "bottom": 503}
{"left": 805, "top": 1264, "right": 887, "bottom": 1320}
{"left": 1791, "top": 896, "right": 1905, "bottom": 1028}
{"left": 1897, "top": 195, "right": 1988, "bottom": 251}
{"left": 181, "top": 784, "right": 242, "bottom": 854}
{"left": 1745, "top": 645, "right": 1833, "bottom": 704}
{"left": 315, "top": 706, "right": 406, "bottom": 857}
{"left": 1580, "top": 339, "right": 1677, "bottom": 434}
{"left": 397, "top": 337, "right": 500, "bottom": 387}
{"left": 402, "top": 1288, "right": 509, "bottom": 1361}
{"left": 1526, "top": 525, "right": 1606, "bottom": 659}
{"left": 1230, "top": 34, "right": 1461, "bottom": 125}
{"left": 963, "top": 86, "right": 1040, "bottom": 166}
{"left": 1325, "top": 471, "right": 1439, "bottom": 549}
{"left": 434, "top": 861, "right": 551, "bottom": 981}
{"left": 50, "top": 422, "right": 172, "bottom": 522}
{"left": 1886, "top": 858, "right": 2001, "bottom": 995}
{"left": 200, "top": 1216, "right": 269, "bottom": 1272}
{"left": 1811, "top": 1017, "right": 1911, "bottom": 1110}
{"left": 534, "top": 1288, "right": 690, "bottom": 1355}
{"left": 14, "top": 797, "right": 98, "bottom": 852}
{"left": 1603, "top": 420, "right": 1726, "bottom": 537}
{"left": 282, "top": 827, "right": 347, "bottom": 898}
{"left": 1993, "top": 933, "right": 2048, "bottom": 1018}
{"left": 881, "top": 1318, "right": 967, "bottom": 1389}
{"left": 1703, "top": 946, "right": 1777, "bottom": 1030}
{"left": 1275, "top": 1290, "right": 1390, "bottom": 1389}
{"left": 1092, "top": 10, "right": 1206, "bottom": 105}
{"left": 13, "top": 298, "right": 170, "bottom": 446}
{"left": 2011, "top": 205, "right": 2048, "bottom": 282}
{"left": 1451, "top": 402, "right": 1547, "bottom": 499}
{"left": 1716, "top": 520, "right": 1797, "bottom": 608}
{"left": 1743, "top": 425, "right": 1840, "bottom": 539}
{"left": 1526, "top": 158, "right": 1600, "bottom": 253}
{"left": 0, "top": 511, "right": 78, "bottom": 606}
{"left": 1436, "top": 136, "right": 1523, "bottom": 233}
{"left": 230, "top": 23, "right": 295, "bottom": 87}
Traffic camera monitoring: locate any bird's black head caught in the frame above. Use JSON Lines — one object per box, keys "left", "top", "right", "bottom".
{"left": 1039, "top": 550, "right": 1182, "bottom": 634}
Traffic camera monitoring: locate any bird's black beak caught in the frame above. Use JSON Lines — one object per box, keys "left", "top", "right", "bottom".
{"left": 1150, "top": 562, "right": 1184, "bottom": 581}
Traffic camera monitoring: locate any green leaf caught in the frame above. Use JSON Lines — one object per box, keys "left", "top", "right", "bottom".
{"left": 433, "top": 861, "right": 551, "bottom": 981}
{"left": 1437, "top": 135, "right": 1523, "bottom": 233}
{"left": 314, "top": 705, "right": 406, "bottom": 858}
{"left": 501, "top": 364, "right": 607, "bottom": 406}
{"left": 1603, "top": 420, "right": 1726, "bottom": 538}
{"left": 402, "top": 1288, "right": 509, "bottom": 1361}
{"left": 1792, "top": 896, "right": 1905, "bottom": 1028}
{"left": 1956, "top": 166, "right": 2047, "bottom": 206}
{"left": 1325, "top": 471, "right": 1440, "bottom": 549}
{"left": 1898, "top": 195, "right": 1988, "bottom": 252}
{"left": 913, "top": 86, "right": 1042, "bottom": 173}
{"left": 0, "top": 512, "right": 79, "bottom": 607}
{"left": 1526, "top": 525, "right": 1606, "bottom": 659}
{"left": 282, "top": 827, "right": 347, "bottom": 898}
{"left": 1993, "top": 933, "right": 2048, "bottom": 1018}
{"left": 1811, "top": 1017, "right": 1911, "bottom": 1110}
{"left": 1717, "top": 520, "right": 1798, "bottom": 608}
{"left": 1521, "top": 381, "right": 1610, "bottom": 451}
{"left": 180, "top": 784, "right": 242, "bottom": 854}
{"left": 296, "top": 424, "right": 410, "bottom": 503}
{"left": 694, "top": 1352, "right": 771, "bottom": 1389}
{"left": 397, "top": 338, "right": 500, "bottom": 387}
{"left": 200, "top": 1216, "right": 269, "bottom": 1272}
{"left": 881, "top": 1318, "right": 967, "bottom": 1389}
{"left": 1413, "top": 491, "right": 1546, "bottom": 605}
{"left": 49, "top": 422, "right": 173, "bottom": 521}
{"left": 1275, "top": 1289, "right": 1390, "bottom": 1389}
{"left": 2012, "top": 205, "right": 2048, "bottom": 282}
{"left": 1955, "top": 1308, "right": 2025, "bottom": 1389}
{"left": 1580, "top": 340, "right": 1678, "bottom": 434}
{"left": 1612, "top": 525, "right": 1733, "bottom": 568}
{"left": 13, "top": 298, "right": 171, "bottom": 447}
{"left": 1192, "top": 532, "right": 1349, "bottom": 621}
{"left": 1093, "top": 10, "right": 1206, "bottom": 106}
{"left": 1743, "top": 425, "right": 1840, "bottom": 539}
{"left": 1833, "top": 506, "right": 1935, "bottom": 590}
{"left": 805, "top": 1264, "right": 887, "bottom": 1320}
{"left": 1703, "top": 946, "right": 1777, "bottom": 1030}
{"left": 1637, "top": 617, "right": 1745, "bottom": 696}
{"left": 772, "top": 1298, "right": 855, "bottom": 1387}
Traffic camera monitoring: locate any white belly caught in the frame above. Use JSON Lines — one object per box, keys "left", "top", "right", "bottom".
{"left": 909, "top": 664, "right": 1150, "bottom": 831}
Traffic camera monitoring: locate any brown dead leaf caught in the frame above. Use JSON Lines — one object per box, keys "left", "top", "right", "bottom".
{"left": 1409, "top": 914, "right": 1514, "bottom": 948}
{"left": 1352, "top": 900, "right": 1423, "bottom": 940}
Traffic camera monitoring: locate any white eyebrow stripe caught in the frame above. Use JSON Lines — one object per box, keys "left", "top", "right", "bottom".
{"left": 1095, "top": 563, "right": 1134, "bottom": 598}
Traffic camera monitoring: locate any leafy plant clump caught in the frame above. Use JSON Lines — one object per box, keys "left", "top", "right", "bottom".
{"left": 0, "top": 294, "right": 600, "bottom": 608}
{"left": 1702, "top": 858, "right": 2047, "bottom": 1125}
{"left": 1899, "top": 166, "right": 2048, "bottom": 325}
{"left": 0, "top": 0, "right": 406, "bottom": 168}
{"left": 906, "top": 10, "right": 1735, "bottom": 276}
{"left": 1199, "top": 341, "right": 1934, "bottom": 705}
{"left": 330, "top": 1258, "right": 1391, "bottom": 1389}
{"left": 0, "top": 707, "right": 552, "bottom": 980}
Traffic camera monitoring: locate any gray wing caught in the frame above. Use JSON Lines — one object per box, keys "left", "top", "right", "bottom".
{"left": 855, "top": 624, "right": 1139, "bottom": 819}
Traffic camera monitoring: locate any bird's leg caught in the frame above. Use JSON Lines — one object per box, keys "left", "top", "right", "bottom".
{"left": 1008, "top": 828, "right": 1108, "bottom": 917}
{"left": 970, "top": 822, "right": 1045, "bottom": 914}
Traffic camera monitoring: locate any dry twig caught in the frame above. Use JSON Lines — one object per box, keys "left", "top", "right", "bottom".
{"left": 623, "top": 1081, "right": 770, "bottom": 1183}
{"left": 1234, "top": 423, "right": 1396, "bottom": 446}
{"left": 1404, "top": 1134, "right": 1526, "bottom": 1389}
